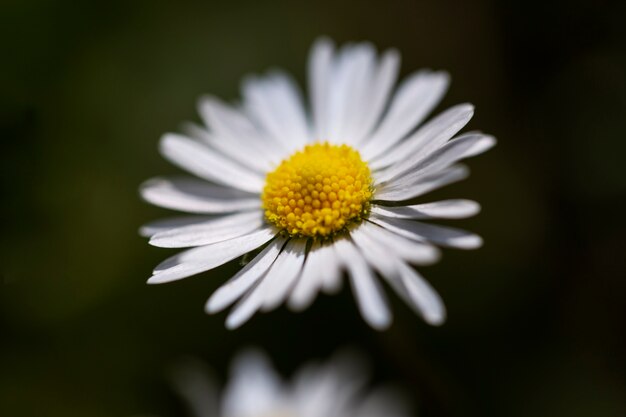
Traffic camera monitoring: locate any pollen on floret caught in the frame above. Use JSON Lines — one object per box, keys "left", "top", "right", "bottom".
{"left": 262, "top": 142, "right": 373, "bottom": 238}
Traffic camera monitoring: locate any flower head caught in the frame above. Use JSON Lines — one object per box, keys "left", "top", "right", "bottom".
{"left": 141, "top": 38, "right": 495, "bottom": 329}
{"left": 171, "top": 350, "right": 411, "bottom": 417}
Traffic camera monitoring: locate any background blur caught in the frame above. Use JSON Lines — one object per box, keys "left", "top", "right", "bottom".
{"left": 2, "top": 0, "right": 625, "bottom": 416}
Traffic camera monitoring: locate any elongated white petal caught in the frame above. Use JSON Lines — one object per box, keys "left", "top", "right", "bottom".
{"left": 371, "top": 215, "right": 483, "bottom": 249}
{"left": 222, "top": 351, "right": 284, "bottom": 417}
{"left": 140, "top": 215, "right": 213, "bottom": 237}
{"left": 195, "top": 97, "right": 284, "bottom": 165}
{"left": 378, "top": 133, "right": 495, "bottom": 187}
{"left": 242, "top": 72, "right": 310, "bottom": 150}
{"left": 140, "top": 177, "right": 259, "bottom": 214}
{"left": 308, "top": 37, "right": 335, "bottom": 140}
{"left": 183, "top": 121, "right": 275, "bottom": 173}
{"left": 349, "top": 227, "right": 398, "bottom": 277}
{"left": 224, "top": 285, "right": 264, "bottom": 330}
{"left": 374, "top": 165, "right": 469, "bottom": 202}
{"left": 359, "top": 221, "right": 440, "bottom": 265}
{"left": 197, "top": 95, "right": 269, "bottom": 146}
{"left": 350, "top": 49, "right": 401, "bottom": 145}
{"left": 153, "top": 227, "right": 274, "bottom": 272}
{"left": 334, "top": 239, "right": 392, "bottom": 330}
{"left": 160, "top": 134, "right": 264, "bottom": 193}
{"left": 224, "top": 240, "right": 307, "bottom": 327}
{"left": 205, "top": 238, "right": 286, "bottom": 313}
{"left": 258, "top": 239, "right": 307, "bottom": 311}
{"left": 292, "top": 356, "right": 367, "bottom": 417}
{"left": 320, "top": 241, "right": 343, "bottom": 294}
{"left": 149, "top": 211, "right": 264, "bottom": 248}
{"left": 325, "top": 44, "right": 368, "bottom": 143}
{"left": 351, "top": 227, "right": 445, "bottom": 325}
{"left": 361, "top": 71, "right": 449, "bottom": 159}
{"left": 147, "top": 228, "right": 275, "bottom": 284}
{"left": 369, "top": 103, "right": 474, "bottom": 171}
{"left": 287, "top": 240, "right": 343, "bottom": 310}
{"left": 396, "top": 262, "right": 446, "bottom": 325}
{"left": 371, "top": 199, "right": 480, "bottom": 220}
{"left": 287, "top": 240, "right": 323, "bottom": 311}
{"left": 329, "top": 43, "right": 377, "bottom": 144}
{"left": 268, "top": 72, "right": 311, "bottom": 142}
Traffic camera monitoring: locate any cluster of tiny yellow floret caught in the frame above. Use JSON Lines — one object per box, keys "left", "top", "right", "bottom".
{"left": 262, "top": 142, "right": 373, "bottom": 238}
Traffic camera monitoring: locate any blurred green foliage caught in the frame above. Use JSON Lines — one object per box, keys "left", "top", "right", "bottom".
{"left": 1, "top": 0, "right": 625, "bottom": 416}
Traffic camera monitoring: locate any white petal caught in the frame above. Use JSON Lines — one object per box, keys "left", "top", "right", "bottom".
{"left": 224, "top": 240, "right": 307, "bottom": 328}
{"left": 147, "top": 228, "right": 275, "bottom": 284}
{"left": 160, "top": 134, "right": 264, "bottom": 193}
{"left": 183, "top": 121, "right": 275, "bottom": 173}
{"left": 205, "top": 238, "right": 286, "bottom": 313}
{"left": 224, "top": 283, "right": 265, "bottom": 329}
{"left": 371, "top": 199, "right": 480, "bottom": 220}
{"left": 361, "top": 71, "right": 450, "bottom": 160}
{"left": 350, "top": 49, "right": 401, "bottom": 145}
{"left": 140, "top": 177, "right": 259, "bottom": 214}
{"left": 377, "top": 133, "right": 495, "bottom": 186}
{"left": 222, "top": 351, "right": 284, "bottom": 417}
{"left": 292, "top": 355, "right": 366, "bottom": 416}
{"left": 328, "top": 43, "right": 377, "bottom": 144}
{"left": 287, "top": 241, "right": 342, "bottom": 311}
{"left": 308, "top": 37, "right": 335, "bottom": 140}
{"left": 258, "top": 239, "right": 306, "bottom": 311}
{"left": 320, "top": 240, "right": 343, "bottom": 294}
{"left": 360, "top": 221, "right": 441, "bottom": 265}
{"left": 369, "top": 103, "right": 474, "bottom": 172}
{"left": 349, "top": 226, "right": 398, "bottom": 277}
{"left": 223, "top": 242, "right": 299, "bottom": 329}
{"left": 324, "top": 44, "right": 365, "bottom": 143}
{"left": 195, "top": 96, "right": 284, "bottom": 165}
{"left": 242, "top": 72, "right": 309, "bottom": 151}
{"left": 286, "top": 240, "right": 323, "bottom": 311}
{"left": 197, "top": 95, "right": 274, "bottom": 149}
{"left": 373, "top": 164, "right": 469, "bottom": 202}
{"left": 396, "top": 262, "right": 446, "bottom": 325}
{"left": 334, "top": 238, "right": 392, "bottom": 330}
{"left": 370, "top": 215, "right": 483, "bottom": 250}
{"left": 149, "top": 211, "right": 264, "bottom": 248}
{"left": 140, "top": 215, "right": 213, "bottom": 237}
{"left": 352, "top": 226, "right": 445, "bottom": 326}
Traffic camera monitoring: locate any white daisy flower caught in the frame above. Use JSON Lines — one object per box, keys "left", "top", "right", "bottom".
{"left": 141, "top": 38, "right": 495, "bottom": 330}
{"left": 172, "top": 350, "right": 412, "bottom": 417}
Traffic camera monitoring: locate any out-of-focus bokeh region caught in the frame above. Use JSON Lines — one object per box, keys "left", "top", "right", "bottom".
{"left": 2, "top": 0, "right": 625, "bottom": 416}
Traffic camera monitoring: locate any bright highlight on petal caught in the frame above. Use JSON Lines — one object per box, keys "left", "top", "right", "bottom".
{"left": 262, "top": 142, "right": 373, "bottom": 238}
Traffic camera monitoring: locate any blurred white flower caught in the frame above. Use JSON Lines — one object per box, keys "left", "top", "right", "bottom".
{"left": 171, "top": 351, "right": 411, "bottom": 417}
{"left": 141, "top": 38, "right": 495, "bottom": 329}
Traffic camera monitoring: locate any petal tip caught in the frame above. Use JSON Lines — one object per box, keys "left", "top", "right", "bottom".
{"left": 225, "top": 316, "right": 244, "bottom": 331}
{"left": 459, "top": 234, "right": 483, "bottom": 250}
{"left": 369, "top": 316, "right": 393, "bottom": 331}
{"left": 204, "top": 297, "right": 220, "bottom": 315}
{"left": 425, "top": 313, "right": 446, "bottom": 326}
{"left": 147, "top": 275, "right": 164, "bottom": 285}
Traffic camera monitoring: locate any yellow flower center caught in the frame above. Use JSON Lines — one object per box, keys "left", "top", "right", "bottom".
{"left": 262, "top": 142, "right": 373, "bottom": 238}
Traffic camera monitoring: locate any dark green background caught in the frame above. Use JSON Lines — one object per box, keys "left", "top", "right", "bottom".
{"left": 2, "top": 0, "right": 625, "bottom": 416}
